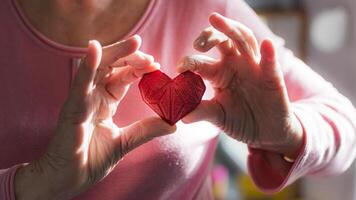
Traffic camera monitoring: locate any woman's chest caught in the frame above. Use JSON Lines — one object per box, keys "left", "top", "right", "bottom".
{"left": 0, "top": 55, "right": 218, "bottom": 199}
{"left": 0, "top": 51, "right": 218, "bottom": 163}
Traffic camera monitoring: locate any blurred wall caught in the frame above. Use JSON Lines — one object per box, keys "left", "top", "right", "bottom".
{"left": 303, "top": 0, "right": 356, "bottom": 199}
{"left": 305, "top": 0, "right": 356, "bottom": 102}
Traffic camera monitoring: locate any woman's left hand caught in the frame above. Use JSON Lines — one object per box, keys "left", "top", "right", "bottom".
{"left": 177, "top": 13, "right": 303, "bottom": 159}
{"left": 14, "top": 36, "right": 176, "bottom": 200}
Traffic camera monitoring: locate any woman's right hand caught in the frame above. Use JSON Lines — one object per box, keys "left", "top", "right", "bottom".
{"left": 178, "top": 13, "right": 303, "bottom": 162}
{"left": 14, "top": 36, "right": 176, "bottom": 200}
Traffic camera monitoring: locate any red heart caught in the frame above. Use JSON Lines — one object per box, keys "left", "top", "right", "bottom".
{"left": 138, "top": 70, "right": 206, "bottom": 125}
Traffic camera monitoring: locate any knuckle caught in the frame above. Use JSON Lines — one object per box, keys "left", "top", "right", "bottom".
{"left": 118, "top": 122, "right": 146, "bottom": 157}
{"left": 260, "top": 77, "right": 285, "bottom": 91}
{"left": 145, "top": 54, "right": 154, "bottom": 63}
{"left": 58, "top": 109, "right": 88, "bottom": 124}
{"left": 136, "top": 121, "right": 146, "bottom": 139}
{"left": 202, "top": 27, "right": 214, "bottom": 36}
{"left": 58, "top": 98, "right": 90, "bottom": 124}
{"left": 226, "top": 27, "right": 236, "bottom": 37}
{"left": 245, "top": 31, "right": 255, "bottom": 41}
{"left": 231, "top": 28, "right": 244, "bottom": 40}
{"left": 117, "top": 131, "right": 131, "bottom": 157}
{"left": 244, "top": 27, "right": 254, "bottom": 37}
{"left": 184, "top": 57, "right": 198, "bottom": 69}
{"left": 190, "top": 59, "right": 201, "bottom": 72}
{"left": 113, "top": 54, "right": 124, "bottom": 62}
{"left": 245, "top": 32, "right": 257, "bottom": 47}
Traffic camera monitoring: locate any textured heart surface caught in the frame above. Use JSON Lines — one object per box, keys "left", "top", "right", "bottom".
{"left": 138, "top": 70, "right": 206, "bottom": 125}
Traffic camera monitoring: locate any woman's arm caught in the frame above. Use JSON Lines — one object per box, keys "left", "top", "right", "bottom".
{"left": 0, "top": 166, "right": 22, "bottom": 200}
{"left": 223, "top": 0, "right": 356, "bottom": 193}
{"left": 0, "top": 163, "right": 53, "bottom": 200}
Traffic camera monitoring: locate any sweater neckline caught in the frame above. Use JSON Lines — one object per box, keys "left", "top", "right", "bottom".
{"left": 9, "top": 0, "right": 158, "bottom": 57}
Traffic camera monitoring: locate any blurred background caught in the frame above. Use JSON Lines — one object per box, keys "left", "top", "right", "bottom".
{"left": 212, "top": 0, "right": 356, "bottom": 199}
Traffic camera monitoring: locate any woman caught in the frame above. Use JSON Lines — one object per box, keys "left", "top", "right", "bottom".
{"left": 1, "top": 0, "right": 355, "bottom": 199}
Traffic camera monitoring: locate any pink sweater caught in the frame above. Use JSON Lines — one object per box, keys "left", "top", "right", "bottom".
{"left": 1, "top": 0, "right": 356, "bottom": 199}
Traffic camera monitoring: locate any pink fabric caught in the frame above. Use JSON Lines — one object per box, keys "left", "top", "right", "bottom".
{"left": 1, "top": 0, "right": 356, "bottom": 199}
{"left": 229, "top": 1, "right": 356, "bottom": 194}
{"left": 0, "top": 166, "right": 20, "bottom": 200}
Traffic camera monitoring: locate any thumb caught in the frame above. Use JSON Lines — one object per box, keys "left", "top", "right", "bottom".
{"left": 72, "top": 40, "right": 102, "bottom": 97}
{"left": 59, "top": 40, "right": 102, "bottom": 123}
{"left": 259, "top": 39, "right": 285, "bottom": 90}
{"left": 114, "top": 118, "right": 176, "bottom": 157}
{"left": 182, "top": 100, "right": 225, "bottom": 127}
{"left": 176, "top": 55, "right": 218, "bottom": 82}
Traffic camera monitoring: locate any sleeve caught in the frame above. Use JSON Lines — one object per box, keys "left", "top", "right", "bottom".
{"left": 0, "top": 165, "right": 22, "bottom": 200}
{"left": 222, "top": 0, "right": 356, "bottom": 194}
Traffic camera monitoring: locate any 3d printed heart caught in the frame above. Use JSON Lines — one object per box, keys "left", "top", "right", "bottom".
{"left": 138, "top": 70, "right": 206, "bottom": 125}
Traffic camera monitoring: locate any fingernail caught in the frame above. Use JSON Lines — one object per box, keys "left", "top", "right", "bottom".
{"left": 194, "top": 37, "right": 206, "bottom": 47}
{"left": 88, "top": 40, "right": 94, "bottom": 46}
{"left": 147, "top": 55, "right": 154, "bottom": 63}
{"left": 88, "top": 40, "right": 101, "bottom": 49}
{"left": 153, "top": 62, "right": 161, "bottom": 69}
{"left": 132, "top": 34, "right": 142, "bottom": 43}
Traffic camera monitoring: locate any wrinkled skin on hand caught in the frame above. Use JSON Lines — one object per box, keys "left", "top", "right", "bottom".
{"left": 178, "top": 13, "right": 303, "bottom": 160}
{"left": 15, "top": 36, "right": 176, "bottom": 200}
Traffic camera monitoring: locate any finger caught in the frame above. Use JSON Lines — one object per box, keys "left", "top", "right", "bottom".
{"left": 182, "top": 100, "right": 225, "bottom": 127}
{"left": 111, "top": 51, "right": 154, "bottom": 68}
{"left": 115, "top": 117, "right": 176, "bottom": 157}
{"left": 100, "top": 35, "right": 141, "bottom": 68}
{"left": 72, "top": 40, "right": 102, "bottom": 97}
{"left": 209, "top": 12, "right": 259, "bottom": 59}
{"left": 259, "top": 39, "right": 284, "bottom": 90}
{"left": 106, "top": 62, "right": 161, "bottom": 100}
{"left": 194, "top": 27, "right": 226, "bottom": 51}
{"left": 94, "top": 51, "right": 155, "bottom": 85}
{"left": 177, "top": 55, "right": 218, "bottom": 81}
{"left": 218, "top": 39, "right": 236, "bottom": 56}
{"left": 260, "top": 39, "right": 277, "bottom": 69}
{"left": 194, "top": 27, "right": 236, "bottom": 55}
{"left": 211, "top": 12, "right": 259, "bottom": 57}
{"left": 60, "top": 40, "right": 102, "bottom": 123}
